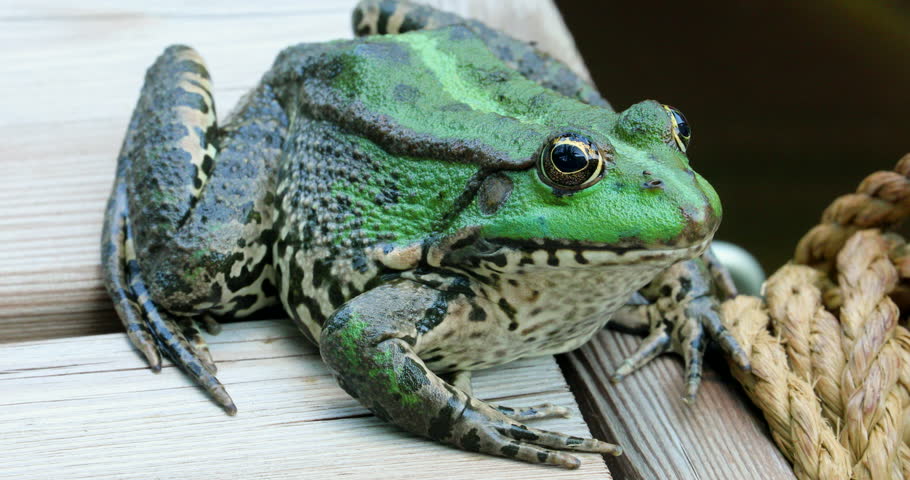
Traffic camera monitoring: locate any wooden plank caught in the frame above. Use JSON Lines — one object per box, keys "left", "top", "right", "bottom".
{"left": 0, "top": 320, "right": 610, "bottom": 479}
{"left": 561, "top": 331, "right": 796, "bottom": 480}
{"left": 0, "top": 0, "right": 586, "bottom": 343}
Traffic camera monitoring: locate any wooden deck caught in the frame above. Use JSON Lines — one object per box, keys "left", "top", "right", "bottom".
{"left": 1, "top": 321, "right": 609, "bottom": 479}
{"left": 0, "top": 1, "right": 795, "bottom": 478}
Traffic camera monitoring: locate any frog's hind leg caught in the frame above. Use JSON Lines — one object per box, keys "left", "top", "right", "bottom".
{"left": 103, "top": 154, "right": 235, "bottom": 412}
{"left": 351, "top": 0, "right": 609, "bottom": 107}
{"left": 104, "top": 141, "right": 239, "bottom": 414}
{"left": 102, "top": 45, "right": 285, "bottom": 413}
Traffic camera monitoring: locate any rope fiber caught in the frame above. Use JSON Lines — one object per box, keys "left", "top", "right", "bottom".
{"left": 722, "top": 153, "right": 910, "bottom": 480}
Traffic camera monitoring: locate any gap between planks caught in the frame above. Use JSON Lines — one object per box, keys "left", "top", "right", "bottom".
{"left": 562, "top": 331, "right": 797, "bottom": 480}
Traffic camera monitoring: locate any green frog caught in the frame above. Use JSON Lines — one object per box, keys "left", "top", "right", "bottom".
{"left": 102, "top": 0, "right": 748, "bottom": 469}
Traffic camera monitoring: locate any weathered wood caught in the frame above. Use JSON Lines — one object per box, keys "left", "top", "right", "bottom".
{"left": 0, "top": 320, "right": 610, "bottom": 479}
{"left": 561, "top": 331, "right": 796, "bottom": 480}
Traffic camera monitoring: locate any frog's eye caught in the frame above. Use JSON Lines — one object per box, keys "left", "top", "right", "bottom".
{"left": 663, "top": 105, "right": 690, "bottom": 153}
{"left": 538, "top": 134, "right": 606, "bottom": 191}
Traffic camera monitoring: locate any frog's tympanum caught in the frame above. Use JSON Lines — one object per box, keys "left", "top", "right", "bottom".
{"left": 102, "top": 0, "right": 748, "bottom": 468}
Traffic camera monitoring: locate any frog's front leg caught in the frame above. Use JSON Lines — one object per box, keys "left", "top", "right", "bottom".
{"left": 609, "top": 254, "right": 750, "bottom": 401}
{"left": 321, "top": 281, "right": 620, "bottom": 468}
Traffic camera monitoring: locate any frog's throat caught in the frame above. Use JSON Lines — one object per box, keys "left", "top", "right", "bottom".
{"left": 428, "top": 234, "right": 714, "bottom": 272}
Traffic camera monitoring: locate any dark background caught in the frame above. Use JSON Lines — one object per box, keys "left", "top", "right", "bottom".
{"left": 556, "top": 0, "right": 910, "bottom": 271}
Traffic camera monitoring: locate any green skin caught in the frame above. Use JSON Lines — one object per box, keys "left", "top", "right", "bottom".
{"left": 102, "top": 0, "right": 747, "bottom": 469}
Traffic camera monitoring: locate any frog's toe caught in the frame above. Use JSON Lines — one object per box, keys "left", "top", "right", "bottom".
{"left": 200, "top": 313, "right": 223, "bottom": 336}
{"left": 121, "top": 307, "right": 162, "bottom": 372}
{"left": 610, "top": 324, "right": 672, "bottom": 383}
{"left": 172, "top": 316, "right": 217, "bottom": 375}
{"left": 678, "top": 297, "right": 754, "bottom": 401}
{"left": 147, "top": 308, "right": 236, "bottom": 414}
{"left": 505, "top": 423, "right": 622, "bottom": 456}
{"left": 701, "top": 305, "right": 751, "bottom": 371}
{"left": 499, "top": 441, "right": 582, "bottom": 469}
{"left": 678, "top": 317, "right": 706, "bottom": 402}
{"left": 493, "top": 403, "right": 570, "bottom": 421}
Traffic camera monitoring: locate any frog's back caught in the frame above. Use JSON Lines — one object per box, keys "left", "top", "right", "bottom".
{"left": 269, "top": 27, "right": 590, "bottom": 343}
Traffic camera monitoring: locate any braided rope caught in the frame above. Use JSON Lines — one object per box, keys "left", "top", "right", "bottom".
{"left": 795, "top": 153, "right": 910, "bottom": 273}
{"left": 721, "top": 154, "right": 910, "bottom": 480}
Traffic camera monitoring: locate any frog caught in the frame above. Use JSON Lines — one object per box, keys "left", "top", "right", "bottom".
{"left": 101, "top": 0, "right": 748, "bottom": 469}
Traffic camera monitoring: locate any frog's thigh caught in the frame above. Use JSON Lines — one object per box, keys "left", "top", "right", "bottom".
{"left": 321, "top": 280, "right": 619, "bottom": 468}
{"left": 123, "top": 45, "right": 287, "bottom": 316}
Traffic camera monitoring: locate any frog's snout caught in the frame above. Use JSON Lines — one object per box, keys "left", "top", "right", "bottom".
{"left": 674, "top": 193, "right": 722, "bottom": 248}
{"left": 638, "top": 169, "right": 722, "bottom": 248}
{"left": 678, "top": 202, "right": 721, "bottom": 247}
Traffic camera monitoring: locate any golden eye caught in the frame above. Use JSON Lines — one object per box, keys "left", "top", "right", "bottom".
{"left": 663, "top": 105, "right": 690, "bottom": 152}
{"left": 538, "top": 134, "right": 605, "bottom": 191}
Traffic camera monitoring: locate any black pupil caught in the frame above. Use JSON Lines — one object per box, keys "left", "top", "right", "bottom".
{"left": 551, "top": 144, "right": 588, "bottom": 172}
{"left": 671, "top": 110, "right": 690, "bottom": 138}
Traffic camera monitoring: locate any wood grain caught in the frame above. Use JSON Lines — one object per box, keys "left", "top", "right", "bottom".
{"left": 0, "top": 320, "right": 610, "bottom": 479}
{"left": 561, "top": 331, "right": 796, "bottom": 480}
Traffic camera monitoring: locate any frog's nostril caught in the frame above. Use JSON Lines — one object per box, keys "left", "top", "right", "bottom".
{"left": 642, "top": 179, "right": 665, "bottom": 190}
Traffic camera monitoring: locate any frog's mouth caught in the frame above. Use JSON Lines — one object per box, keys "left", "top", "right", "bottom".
{"left": 426, "top": 229, "right": 713, "bottom": 272}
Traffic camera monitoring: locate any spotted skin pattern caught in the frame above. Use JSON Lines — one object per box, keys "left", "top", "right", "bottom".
{"left": 102, "top": 0, "right": 747, "bottom": 469}
{"left": 103, "top": 45, "right": 285, "bottom": 409}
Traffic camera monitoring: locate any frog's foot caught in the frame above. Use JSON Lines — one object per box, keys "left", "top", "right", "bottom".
{"left": 127, "top": 256, "right": 236, "bottom": 413}
{"left": 131, "top": 268, "right": 234, "bottom": 413}
{"left": 609, "top": 260, "right": 750, "bottom": 401}
{"left": 103, "top": 184, "right": 235, "bottom": 414}
{"left": 451, "top": 401, "right": 622, "bottom": 468}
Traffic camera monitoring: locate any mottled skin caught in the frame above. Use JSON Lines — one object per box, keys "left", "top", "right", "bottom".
{"left": 102, "top": 0, "right": 747, "bottom": 468}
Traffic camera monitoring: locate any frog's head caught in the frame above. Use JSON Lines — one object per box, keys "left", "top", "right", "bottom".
{"left": 427, "top": 99, "right": 720, "bottom": 270}
{"left": 308, "top": 26, "right": 720, "bottom": 271}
